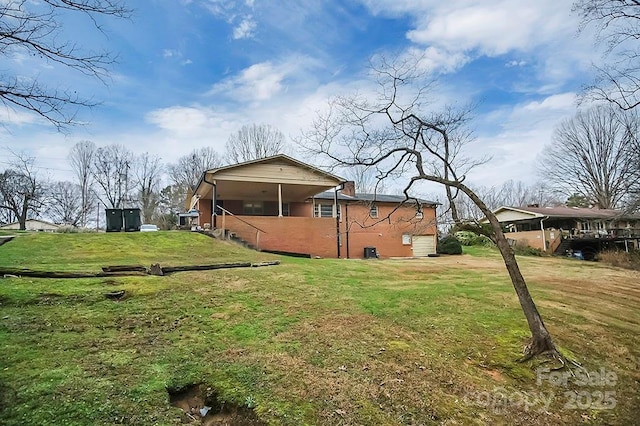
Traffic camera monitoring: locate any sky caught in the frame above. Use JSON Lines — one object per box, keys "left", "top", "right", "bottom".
{"left": 0, "top": 0, "right": 604, "bottom": 195}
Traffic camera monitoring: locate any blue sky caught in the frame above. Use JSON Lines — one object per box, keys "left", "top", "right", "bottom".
{"left": 1, "top": 0, "right": 602, "bottom": 191}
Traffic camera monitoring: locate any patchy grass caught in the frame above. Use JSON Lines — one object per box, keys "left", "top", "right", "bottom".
{"left": 0, "top": 233, "right": 638, "bottom": 425}
{"left": 0, "top": 231, "right": 276, "bottom": 271}
{"left": 597, "top": 250, "right": 640, "bottom": 271}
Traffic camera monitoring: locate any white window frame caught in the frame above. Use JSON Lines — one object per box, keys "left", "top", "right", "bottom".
{"left": 314, "top": 203, "right": 334, "bottom": 218}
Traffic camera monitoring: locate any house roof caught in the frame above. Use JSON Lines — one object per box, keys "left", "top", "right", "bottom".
{"left": 492, "top": 205, "right": 640, "bottom": 221}
{"left": 191, "top": 154, "right": 346, "bottom": 207}
{"left": 313, "top": 191, "right": 439, "bottom": 206}
{"left": 203, "top": 154, "right": 344, "bottom": 182}
{"left": 0, "top": 219, "right": 61, "bottom": 229}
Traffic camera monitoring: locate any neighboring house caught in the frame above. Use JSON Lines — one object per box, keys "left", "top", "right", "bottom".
{"left": 188, "top": 155, "right": 439, "bottom": 258}
{"left": 0, "top": 219, "right": 60, "bottom": 232}
{"left": 487, "top": 205, "right": 640, "bottom": 259}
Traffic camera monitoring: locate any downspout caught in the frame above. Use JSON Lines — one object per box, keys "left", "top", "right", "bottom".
{"left": 203, "top": 173, "right": 217, "bottom": 229}
{"left": 335, "top": 186, "right": 341, "bottom": 258}
{"left": 540, "top": 216, "right": 548, "bottom": 252}
{"left": 345, "top": 203, "right": 350, "bottom": 259}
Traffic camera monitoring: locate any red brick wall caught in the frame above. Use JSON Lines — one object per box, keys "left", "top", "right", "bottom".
{"left": 223, "top": 215, "right": 338, "bottom": 258}
{"left": 218, "top": 201, "right": 436, "bottom": 258}
{"left": 197, "top": 199, "right": 212, "bottom": 227}
{"left": 340, "top": 203, "right": 437, "bottom": 258}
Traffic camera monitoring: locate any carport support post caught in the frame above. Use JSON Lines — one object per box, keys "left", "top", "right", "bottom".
{"left": 540, "top": 217, "right": 547, "bottom": 252}
{"left": 211, "top": 180, "right": 217, "bottom": 228}
{"left": 278, "top": 183, "right": 283, "bottom": 217}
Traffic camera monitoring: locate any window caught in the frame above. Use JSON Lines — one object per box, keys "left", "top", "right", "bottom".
{"left": 415, "top": 211, "right": 423, "bottom": 219}
{"left": 314, "top": 203, "right": 334, "bottom": 218}
{"left": 402, "top": 234, "right": 412, "bottom": 245}
{"left": 282, "top": 203, "right": 290, "bottom": 216}
{"left": 243, "top": 201, "right": 264, "bottom": 215}
{"left": 369, "top": 204, "right": 378, "bottom": 218}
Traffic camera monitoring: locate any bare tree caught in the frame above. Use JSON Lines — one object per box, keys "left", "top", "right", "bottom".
{"left": 68, "top": 140, "right": 96, "bottom": 226}
{"left": 300, "top": 57, "right": 561, "bottom": 361}
{"left": 47, "top": 181, "right": 85, "bottom": 225}
{"left": 0, "top": 151, "right": 46, "bottom": 229}
{"left": 538, "top": 105, "right": 640, "bottom": 209}
{"left": 627, "top": 135, "right": 640, "bottom": 212}
{"left": 0, "top": 1, "right": 130, "bottom": 129}
{"left": 167, "top": 147, "right": 222, "bottom": 191}
{"left": 341, "top": 165, "right": 386, "bottom": 194}
{"left": 132, "top": 152, "right": 163, "bottom": 223}
{"left": 574, "top": 0, "right": 640, "bottom": 110}
{"left": 224, "top": 123, "right": 287, "bottom": 164}
{"left": 91, "top": 144, "right": 132, "bottom": 209}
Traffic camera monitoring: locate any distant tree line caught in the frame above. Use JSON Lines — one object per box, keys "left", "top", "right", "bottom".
{"left": 0, "top": 123, "right": 288, "bottom": 230}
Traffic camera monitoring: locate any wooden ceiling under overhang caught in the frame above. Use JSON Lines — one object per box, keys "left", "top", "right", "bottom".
{"left": 193, "top": 155, "right": 344, "bottom": 203}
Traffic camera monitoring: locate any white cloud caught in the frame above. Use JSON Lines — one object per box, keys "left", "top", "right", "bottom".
{"left": 163, "top": 49, "right": 178, "bottom": 58}
{"left": 468, "top": 92, "right": 578, "bottom": 186}
{"left": 361, "top": 1, "right": 578, "bottom": 55}
{"left": 0, "top": 105, "right": 39, "bottom": 126}
{"left": 211, "top": 62, "right": 284, "bottom": 101}
{"left": 232, "top": 17, "right": 257, "bottom": 39}
{"left": 209, "top": 56, "right": 322, "bottom": 103}
{"left": 506, "top": 60, "right": 526, "bottom": 68}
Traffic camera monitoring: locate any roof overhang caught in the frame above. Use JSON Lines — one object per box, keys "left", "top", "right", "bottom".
{"left": 191, "top": 155, "right": 345, "bottom": 207}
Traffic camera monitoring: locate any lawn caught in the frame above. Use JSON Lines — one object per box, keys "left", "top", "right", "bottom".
{"left": 0, "top": 232, "right": 638, "bottom": 425}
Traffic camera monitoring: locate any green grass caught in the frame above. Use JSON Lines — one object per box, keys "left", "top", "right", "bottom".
{"left": 0, "top": 231, "right": 276, "bottom": 271}
{"left": 0, "top": 233, "right": 638, "bottom": 425}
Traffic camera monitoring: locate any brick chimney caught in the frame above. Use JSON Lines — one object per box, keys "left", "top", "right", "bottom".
{"left": 341, "top": 181, "right": 356, "bottom": 197}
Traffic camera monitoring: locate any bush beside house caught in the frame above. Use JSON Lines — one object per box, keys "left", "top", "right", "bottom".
{"left": 437, "top": 236, "right": 462, "bottom": 255}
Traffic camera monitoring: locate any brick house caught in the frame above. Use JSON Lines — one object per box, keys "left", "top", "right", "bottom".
{"left": 488, "top": 205, "right": 640, "bottom": 258}
{"left": 189, "top": 155, "right": 438, "bottom": 258}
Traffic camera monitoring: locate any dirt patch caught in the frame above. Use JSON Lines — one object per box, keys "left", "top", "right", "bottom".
{"left": 167, "top": 384, "right": 264, "bottom": 425}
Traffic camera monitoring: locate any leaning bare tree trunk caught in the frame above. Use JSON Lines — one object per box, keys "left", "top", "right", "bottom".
{"left": 445, "top": 186, "right": 461, "bottom": 225}
{"left": 461, "top": 183, "right": 557, "bottom": 359}
{"left": 421, "top": 174, "right": 559, "bottom": 359}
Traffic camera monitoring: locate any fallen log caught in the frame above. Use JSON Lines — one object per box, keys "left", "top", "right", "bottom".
{"left": 0, "top": 268, "right": 148, "bottom": 279}
{"left": 160, "top": 262, "right": 251, "bottom": 274}
{"left": 159, "top": 260, "right": 280, "bottom": 274}
{"left": 0, "top": 268, "right": 97, "bottom": 278}
{"left": 101, "top": 265, "right": 147, "bottom": 273}
{"left": 0, "top": 236, "right": 15, "bottom": 246}
{"left": 0, "top": 260, "right": 280, "bottom": 279}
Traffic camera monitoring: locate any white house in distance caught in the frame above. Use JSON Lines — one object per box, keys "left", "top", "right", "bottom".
{"left": 485, "top": 205, "right": 640, "bottom": 259}
{"left": 0, "top": 219, "right": 61, "bottom": 232}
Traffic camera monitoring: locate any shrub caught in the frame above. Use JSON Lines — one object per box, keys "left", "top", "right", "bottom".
{"left": 597, "top": 250, "right": 640, "bottom": 270}
{"left": 512, "top": 240, "right": 544, "bottom": 256}
{"left": 55, "top": 226, "right": 97, "bottom": 233}
{"left": 454, "top": 231, "right": 494, "bottom": 247}
{"left": 437, "top": 235, "right": 462, "bottom": 255}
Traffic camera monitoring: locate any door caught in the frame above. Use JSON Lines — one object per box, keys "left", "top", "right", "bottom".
{"left": 412, "top": 235, "right": 436, "bottom": 257}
